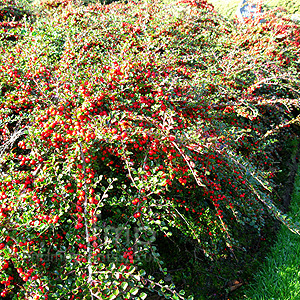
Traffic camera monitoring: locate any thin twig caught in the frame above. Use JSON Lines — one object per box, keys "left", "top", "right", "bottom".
{"left": 78, "top": 141, "right": 93, "bottom": 298}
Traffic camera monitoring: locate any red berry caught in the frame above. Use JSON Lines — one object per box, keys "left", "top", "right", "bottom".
{"left": 134, "top": 212, "right": 141, "bottom": 218}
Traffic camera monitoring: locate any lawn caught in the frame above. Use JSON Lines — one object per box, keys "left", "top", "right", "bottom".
{"left": 243, "top": 148, "right": 300, "bottom": 299}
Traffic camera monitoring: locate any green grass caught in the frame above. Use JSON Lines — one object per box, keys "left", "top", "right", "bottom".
{"left": 242, "top": 153, "right": 300, "bottom": 300}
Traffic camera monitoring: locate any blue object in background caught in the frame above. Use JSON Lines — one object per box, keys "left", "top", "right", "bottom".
{"left": 236, "top": 0, "right": 264, "bottom": 22}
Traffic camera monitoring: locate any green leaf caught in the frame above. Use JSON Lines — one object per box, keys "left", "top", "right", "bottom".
{"left": 120, "top": 282, "right": 128, "bottom": 290}
{"left": 118, "top": 264, "right": 126, "bottom": 272}
{"left": 150, "top": 235, "right": 156, "bottom": 242}
{"left": 113, "top": 288, "right": 119, "bottom": 296}
{"left": 128, "top": 266, "right": 135, "bottom": 274}
{"left": 108, "top": 263, "right": 116, "bottom": 270}
{"left": 130, "top": 287, "right": 139, "bottom": 295}
{"left": 133, "top": 274, "right": 140, "bottom": 281}
{"left": 60, "top": 274, "right": 68, "bottom": 280}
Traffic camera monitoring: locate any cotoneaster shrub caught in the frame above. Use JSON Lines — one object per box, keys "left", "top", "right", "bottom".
{"left": 0, "top": 0, "right": 299, "bottom": 299}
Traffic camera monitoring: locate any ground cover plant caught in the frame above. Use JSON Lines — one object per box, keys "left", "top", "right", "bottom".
{"left": 0, "top": 0, "right": 300, "bottom": 299}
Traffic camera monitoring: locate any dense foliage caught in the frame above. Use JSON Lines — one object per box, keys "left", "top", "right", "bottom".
{"left": 0, "top": 0, "right": 299, "bottom": 299}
